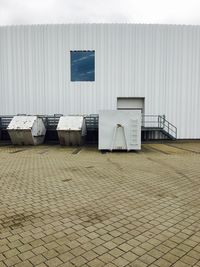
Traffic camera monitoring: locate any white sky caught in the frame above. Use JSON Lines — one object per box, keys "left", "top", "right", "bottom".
{"left": 0, "top": 0, "right": 200, "bottom": 25}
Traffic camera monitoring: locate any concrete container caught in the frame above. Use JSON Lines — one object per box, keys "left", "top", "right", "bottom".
{"left": 57, "top": 116, "right": 86, "bottom": 146}
{"left": 99, "top": 110, "right": 141, "bottom": 151}
{"left": 7, "top": 116, "right": 46, "bottom": 145}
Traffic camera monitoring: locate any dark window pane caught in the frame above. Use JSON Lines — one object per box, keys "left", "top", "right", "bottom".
{"left": 71, "top": 51, "right": 95, "bottom": 81}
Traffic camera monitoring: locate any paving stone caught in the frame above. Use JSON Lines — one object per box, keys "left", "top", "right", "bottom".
{"left": 3, "top": 255, "right": 21, "bottom": 266}
{"left": 17, "top": 244, "right": 33, "bottom": 252}
{"left": 8, "top": 240, "right": 23, "bottom": 249}
{"left": 0, "top": 255, "right": 5, "bottom": 262}
{"left": 181, "top": 255, "right": 198, "bottom": 265}
{"left": 112, "top": 237, "right": 125, "bottom": 245}
{"left": 112, "top": 256, "right": 129, "bottom": 267}
{"left": 18, "top": 250, "right": 35, "bottom": 261}
{"left": 93, "top": 245, "right": 108, "bottom": 255}
{"left": 59, "top": 251, "right": 74, "bottom": 262}
{"left": 139, "top": 254, "right": 156, "bottom": 265}
{"left": 118, "top": 243, "right": 132, "bottom": 252}
{"left": 154, "top": 258, "right": 171, "bottom": 267}
{"left": 15, "top": 261, "right": 33, "bottom": 267}
{"left": 109, "top": 248, "right": 124, "bottom": 257}
{"left": 129, "top": 259, "right": 148, "bottom": 267}
{"left": 148, "top": 249, "right": 163, "bottom": 259}
{"left": 132, "top": 247, "right": 146, "bottom": 256}
{"left": 122, "top": 251, "right": 138, "bottom": 261}
{"left": 103, "top": 241, "right": 117, "bottom": 250}
{"left": 170, "top": 248, "right": 186, "bottom": 257}
{"left": 83, "top": 250, "right": 98, "bottom": 261}
{"left": 42, "top": 249, "right": 58, "bottom": 260}
{"left": 104, "top": 264, "right": 116, "bottom": 267}
{"left": 87, "top": 258, "right": 105, "bottom": 267}
{"left": 98, "top": 252, "right": 115, "bottom": 263}
{"left": 3, "top": 248, "right": 19, "bottom": 258}
{"left": 32, "top": 246, "right": 48, "bottom": 255}
{"left": 173, "top": 260, "right": 189, "bottom": 267}
{"left": 35, "top": 264, "right": 47, "bottom": 267}
{"left": 81, "top": 242, "right": 96, "bottom": 252}
{"left": 45, "top": 257, "right": 63, "bottom": 267}
{"left": 163, "top": 252, "right": 179, "bottom": 263}
{"left": 70, "top": 246, "right": 85, "bottom": 257}
{"left": 70, "top": 256, "right": 87, "bottom": 266}
{"left": 29, "top": 255, "right": 46, "bottom": 265}
{"left": 187, "top": 249, "right": 200, "bottom": 260}
{"left": 0, "top": 144, "right": 200, "bottom": 267}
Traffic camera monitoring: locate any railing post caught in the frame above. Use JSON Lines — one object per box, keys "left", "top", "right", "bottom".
{"left": 162, "top": 114, "right": 166, "bottom": 129}
{"left": 45, "top": 116, "right": 48, "bottom": 129}
{"left": 158, "top": 116, "right": 161, "bottom": 128}
{"left": 0, "top": 117, "right": 2, "bottom": 140}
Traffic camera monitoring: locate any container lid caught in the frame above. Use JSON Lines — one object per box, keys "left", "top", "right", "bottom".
{"left": 7, "top": 116, "right": 37, "bottom": 130}
{"left": 57, "top": 116, "right": 84, "bottom": 131}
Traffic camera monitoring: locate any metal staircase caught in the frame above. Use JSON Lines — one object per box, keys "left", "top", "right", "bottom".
{"left": 142, "top": 115, "right": 177, "bottom": 141}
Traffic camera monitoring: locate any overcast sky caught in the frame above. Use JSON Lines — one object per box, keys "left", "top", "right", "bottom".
{"left": 0, "top": 0, "right": 200, "bottom": 26}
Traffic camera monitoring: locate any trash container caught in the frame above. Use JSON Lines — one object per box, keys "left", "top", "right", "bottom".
{"left": 7, "top": 116, "right": 46, "bottom": 145}
{"left": 57, "top": 116, "right": 86, "bottom": 146}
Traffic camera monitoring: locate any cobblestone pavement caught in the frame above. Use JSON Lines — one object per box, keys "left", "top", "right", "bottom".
{"left": 0, "top": 142, "right": 200, "bottom": 267}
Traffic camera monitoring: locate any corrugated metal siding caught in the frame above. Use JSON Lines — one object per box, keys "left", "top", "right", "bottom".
{"left": 0, "top": 23, "right": 200, "bottom": 139}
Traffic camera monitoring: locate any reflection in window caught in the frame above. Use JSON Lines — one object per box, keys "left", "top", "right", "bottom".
{"left": 71, "top": 51, "right": 95, "bottom": 82}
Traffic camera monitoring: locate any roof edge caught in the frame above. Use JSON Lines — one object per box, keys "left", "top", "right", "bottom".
{"left": 0, "top": 22, "right": 200, "bottom": 28}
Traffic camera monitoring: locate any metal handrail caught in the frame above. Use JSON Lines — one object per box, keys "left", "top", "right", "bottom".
{"left": 143, "top": 115, "right": 177, "bottom": 139}
{"left": 0, "top": 113, "right": 177, "bottom": 140}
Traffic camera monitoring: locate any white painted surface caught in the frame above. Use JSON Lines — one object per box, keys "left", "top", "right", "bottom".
{"left": 57, "top": 116, "right": 84, "bottom": 131}
{"left": 98, "top": 110, "right": 141, "bottom": 151}
{"left": 0, "top": 24, "right": 200, "bottom": 138}
{"left": 7, "top": 116, "right": 46, "bottom": 145}
{"left": 7, "top": 116, "right": 37, "bottom": 130}
{"left": 117, "top": 98, "right": 145, "bottom": 113}
{"left": 57, "top": 115, "right": 86, "bottom": 145}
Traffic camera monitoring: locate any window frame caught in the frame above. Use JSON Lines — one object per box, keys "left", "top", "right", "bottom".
{"left": 70, "top": 50, "right": 95, "bottom": 82}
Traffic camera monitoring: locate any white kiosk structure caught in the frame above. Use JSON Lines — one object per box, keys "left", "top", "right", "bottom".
{"left": 98, "top": 110, "right": 141, "bottom": 151}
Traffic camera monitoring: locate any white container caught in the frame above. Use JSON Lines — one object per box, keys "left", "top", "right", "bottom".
{"left": 57, "top": 116, "right": 86, "bottom": 146}
{"left": 99, "top": 110, "right": 141, "bottom": 151}
{"left": 7, "top": 116, "right": 46, "bottom": 145}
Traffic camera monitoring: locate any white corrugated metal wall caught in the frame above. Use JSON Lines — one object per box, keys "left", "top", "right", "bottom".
{"left": 0, "top": 24, "right": 200, "bottom": 139}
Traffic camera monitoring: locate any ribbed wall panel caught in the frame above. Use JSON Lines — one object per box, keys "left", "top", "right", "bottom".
{"left": 0, "top": 24, "right": 200, "bottom": 139}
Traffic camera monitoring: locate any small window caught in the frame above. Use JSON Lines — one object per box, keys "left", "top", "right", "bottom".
{"left": 70, "top": 50, "right": 95, "bottom": 82}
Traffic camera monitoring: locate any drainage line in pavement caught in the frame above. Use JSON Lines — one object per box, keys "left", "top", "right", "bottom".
{"left": 146, "top": 146, "right": 170, "bottom": 155}
{"left": 10, "top": 149, "right": 27, "bottom": 154}
{"left": 165, "top": 144, "right": 200, "bottom": 154}
{"left": 72, "top": 147, "right": 82, "bottom": 154}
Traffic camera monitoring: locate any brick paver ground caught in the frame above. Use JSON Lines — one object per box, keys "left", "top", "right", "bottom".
{"left": 0, "top": 142, "right": 200, "bottom": 267}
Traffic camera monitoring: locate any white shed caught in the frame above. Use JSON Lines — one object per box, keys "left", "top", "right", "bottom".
{"left": 99, "top": 110, "right": 141, "bottom": 151}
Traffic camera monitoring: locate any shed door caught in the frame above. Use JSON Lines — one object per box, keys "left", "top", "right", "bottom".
{"left": 117, "top": 98, "right": 145, "bottom": 114}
